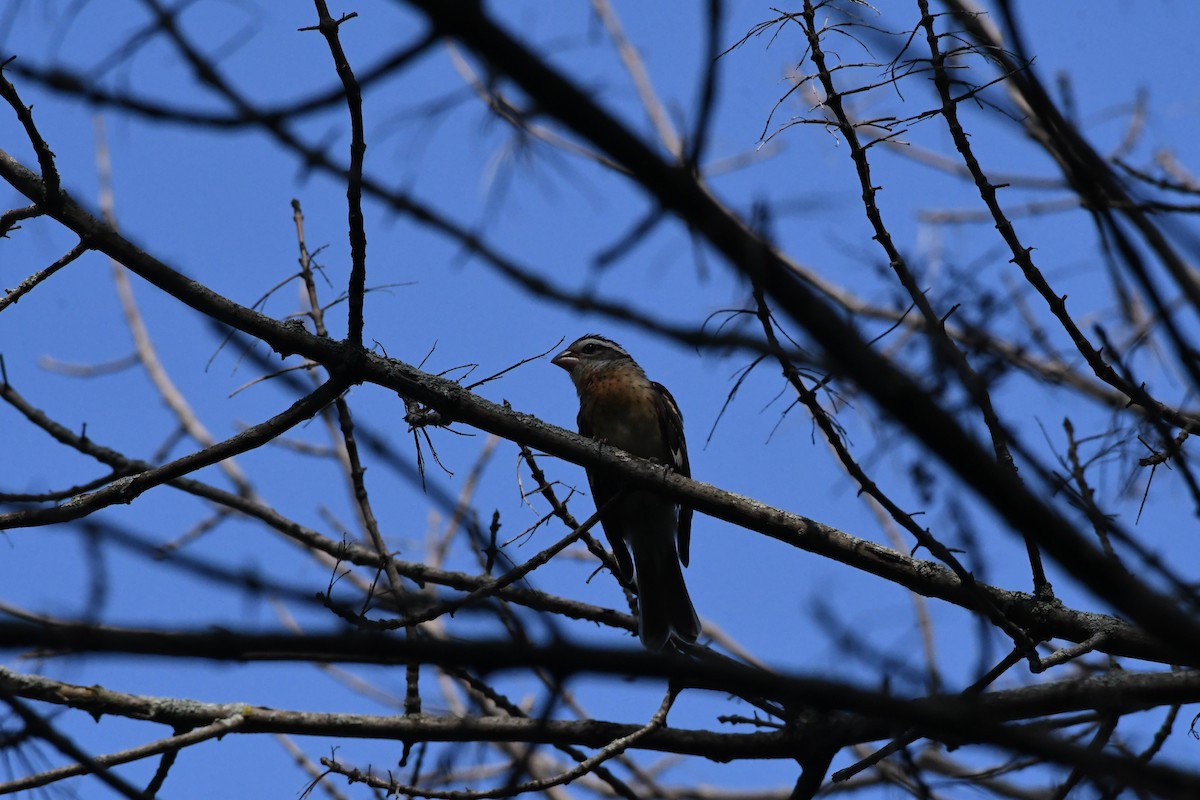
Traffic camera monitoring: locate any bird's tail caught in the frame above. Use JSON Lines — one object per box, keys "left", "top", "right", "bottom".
{"left": 631, "top": 533, "right": 700, "bottom": 651}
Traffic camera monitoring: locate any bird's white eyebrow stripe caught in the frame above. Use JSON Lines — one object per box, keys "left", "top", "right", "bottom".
{"left": 574, "top": 335, "right": 631, "bottom": 358}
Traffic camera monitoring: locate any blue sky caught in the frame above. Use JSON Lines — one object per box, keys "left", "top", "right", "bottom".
{"left": 3, "top": 1, "right": 1200, "bottom": 796}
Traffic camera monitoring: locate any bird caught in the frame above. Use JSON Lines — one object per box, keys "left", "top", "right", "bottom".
{"left": 552, "top": 334, "right": 700, "bottom": 650}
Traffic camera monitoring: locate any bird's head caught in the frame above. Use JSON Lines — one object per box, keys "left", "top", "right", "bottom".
{"left": 552, "top": 334, "right": 636, "bottom": 383}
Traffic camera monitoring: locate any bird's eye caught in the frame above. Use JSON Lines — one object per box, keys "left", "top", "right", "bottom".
{"left": 581, "top": 343, "right": 597, "bottom": 354}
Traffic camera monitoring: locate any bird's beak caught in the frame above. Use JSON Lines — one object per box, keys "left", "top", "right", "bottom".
{"left": 551, "top": 349, "right": 577, "bottom": 372}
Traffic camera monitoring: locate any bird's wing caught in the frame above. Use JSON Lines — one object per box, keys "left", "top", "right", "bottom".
{"left": 652, "top": 381, "right": 692, "bottom": 567}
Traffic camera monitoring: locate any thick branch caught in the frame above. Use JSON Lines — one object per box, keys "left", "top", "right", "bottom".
{"left": 1, "top": 641, "right": 1199, "bottom": 794}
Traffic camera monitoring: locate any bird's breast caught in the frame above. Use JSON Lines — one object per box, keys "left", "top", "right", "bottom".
{"left": 580, "top": 377, "right": 664, "bottom": 460}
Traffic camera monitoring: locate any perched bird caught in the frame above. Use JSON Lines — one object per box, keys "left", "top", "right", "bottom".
{"left": 552, "top": 334, "right": 700, "bottom": 650}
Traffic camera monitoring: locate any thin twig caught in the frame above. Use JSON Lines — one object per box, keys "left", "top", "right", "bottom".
{"left": 0, "top": 714, "right": 243, "bottom": 794}
{"left": 303, "top": 1, "right": 368, "bottom": 345}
